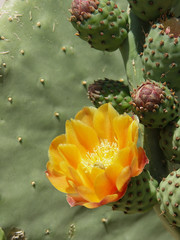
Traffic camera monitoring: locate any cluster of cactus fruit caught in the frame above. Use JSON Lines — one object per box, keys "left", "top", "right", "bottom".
{"left": 1, "top": 0, "right": 180, "bottom": 239}
{"left": 69, "top": 0, "right": 180, "bottom": 235}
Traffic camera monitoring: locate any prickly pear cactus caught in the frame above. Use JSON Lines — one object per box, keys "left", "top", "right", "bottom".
{"left": 69, "top": 0, "right": 128, "bottom": 51}
{"left": 159, "top": 117, "right": 180, "bottom": 163}
{"left": 157, "top": 169, "right": 180, "bottom": 227}
{"left": 131, "top": 80, "right": 179, "bottom": 128}
{"left": 111, "top": 170, "right": 158, "bottom": 214}
{"left": 88, "top": 78, "right": 132, "bottom": 113}
{"left": 127, "top": 0, "right": 176, "bottom": 22}
{"left": 141, "top": 16, "right": 180, "bottom": 90}
{"left": 1, "top": 0, "right": 180, "bottom": 239}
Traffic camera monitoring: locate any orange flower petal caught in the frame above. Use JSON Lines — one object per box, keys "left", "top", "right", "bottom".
{"left": 105, "top": 163, "right": 124, "bottom": 184}
{"left": 46, "top": 171, "right": 75, "bottom": 193}
{"left": 77, "top": 185, "right": 100, "bottom": 202}
{"left": 88, "top": 167, "right": 104, "bottom": 185}
{"left": 77, "top": 165, "right": 94, "bottom": 189}
{"left": 65, "top": 120, "right": 87, "bottom": 156}
{"left": 68, "top": 166, "right": 82, "bottom": 186}
{"left": 113, "top": 146, "right": 132, "bottom": 167}
{"left": 75, "top": 106, "right": 97, "bottom": 127}
{"left": 93, "top": 103, "right": 119, "bottom": 142}
{"left": 99, "top": 193, "right": 122, "bottom": 206}
{"left": 94, "top": 172, "right": 116, "bottom": 200}
{"left": 116, "top": 166, "right": 131, "bottom": 191}
{"left": 127, "top": 120, "right": 139, "bottom": 145}
{"left": 132, "top": 147, "right": 149, "bottom": 176}
{"left": 113, "top": 115, "right": 135, "bottom": 149}
{"left": 83, "top": 193, "right": 121, "bottom": 209}
{"left": 67, "top": 194, "right": 87, "bottom": 207}
{"left": 71, "top": 119, "right": 99, "bottom": 152}
{"left": 58, "top": 144, "right": 81, "bottom": 169}
{"left": 48, "top": 134, "right": 66, "bottom": 162}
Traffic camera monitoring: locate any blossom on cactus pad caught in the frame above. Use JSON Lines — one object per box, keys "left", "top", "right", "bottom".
{"left": 46, "top": 103, "right": 148, "bottom": 208}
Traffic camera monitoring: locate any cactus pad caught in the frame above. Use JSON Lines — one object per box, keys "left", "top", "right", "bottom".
{"left": 127, "top": 0, "right": 175, "bottom": 22}
{"left": 88, "top": 78, "right": 132, "bottom": 113}
{"left": 131, "top": 80, "right": 179, "bottom": 128}
{"left": 70, "top": 0, "right": 128, "bottom": 51}
{"left": 159, "top": 117, "right": 180, "bottom": 164}
{"left": 157, "top": 169, "right": 180, "bottom": 227}
{"left": 141, "top": 17, "right": 180, "bottom": 90}
{"left": 111, "top": 170, "right": 158, "bottom": 214}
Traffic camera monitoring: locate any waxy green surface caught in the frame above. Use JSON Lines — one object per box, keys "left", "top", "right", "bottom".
{"left": 0, "top": 0, "right": 172, "bottom": 239}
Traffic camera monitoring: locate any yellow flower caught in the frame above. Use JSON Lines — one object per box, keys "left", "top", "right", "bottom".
{"left": 46, "top": 103, "right": 148, "bottom": 208}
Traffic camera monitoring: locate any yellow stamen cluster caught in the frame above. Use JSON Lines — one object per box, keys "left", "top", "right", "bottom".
{"left": 82, "top": 139, "right": 119, "bottom": 172}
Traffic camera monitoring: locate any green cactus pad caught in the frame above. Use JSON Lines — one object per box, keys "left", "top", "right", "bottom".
{"left": 131, "top": 80, "right": 179, "bottom": 128}
{"left": 159, "top": 117, "right": 180, "bottom": 164}
{"left": 141, "top": 17, "right": 180, "bottom": 90}
{"left": 0, "top": 228, "right": 6, "bottom": 240}
{"left": 88, "top": 78, "right": 132, "bottom": 113}
{"left": 127, "top": 0, "right": 175, "bottom": 22}
{"left": 157, "top": 169, "right": 180, "bottom": 227}
{"left": 70, "top": 0, "right": 128, "bottom": 51}
{"left": 111, "top": 170, "right": 158, "bottom": 214}
{"left": 0, "top": 0, "right": 172, "bottom": 239}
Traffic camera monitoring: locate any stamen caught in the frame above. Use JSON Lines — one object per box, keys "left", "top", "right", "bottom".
{"left": 81, "top": 139, "right": 119, "bottom": 172}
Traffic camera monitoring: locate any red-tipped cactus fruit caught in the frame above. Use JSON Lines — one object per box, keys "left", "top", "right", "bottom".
{"left": 131, "top": 80, "right": 179, "bottom": 128}
{"left": 69, "top": 0, "right": 128, "bottom": 51}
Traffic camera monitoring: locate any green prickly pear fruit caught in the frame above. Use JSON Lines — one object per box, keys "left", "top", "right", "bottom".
{"left": 69, "top": 0, "right": 128, "bottom": 51}
{"left": 88, "top": 78, "right": 132, "bottom": 113}
{"left": 141, "top": 16, "right": 180, "bottom": 90}
{"left": 127, "top": 0, "right": 175, "bottom": 22}
{"left": 131, "top": 80, "right": 179, "bottom": 128}
{"left": 111, "top": 170, "right": 158, "bottom": 214}
{"left": 157, "top": 169, "right": 180, "bottom": 227}
{"left": 159, "top": 117, "right": 180, "bottom": 164}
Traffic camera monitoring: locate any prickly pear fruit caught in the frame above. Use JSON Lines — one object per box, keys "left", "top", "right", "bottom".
{"left": 159, "top": 117, "right": 180, "bottom": 164}
{"left": 127, "top": 0, "right": 175, "bottom": 22}
{"left": 131, "top": 80, "right": 179, "bottom": 128}
{"left": 157, "top": 169, "right": 180, "bottom": 227}
{"left": 141, "top": 16, "right": 180, "bottom": 90}
{"left": 88, "top": 78, "right": 132, "bottom": 113}
{"left": 70, "top": 0, "right": 128, "bottom": 51}
{"left": 111, "top": 170, "right": 158, "bottom": 214}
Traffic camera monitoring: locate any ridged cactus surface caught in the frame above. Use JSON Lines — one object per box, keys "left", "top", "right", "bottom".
{"left": 0, "top": 0, "right": 174, "bottom": 239}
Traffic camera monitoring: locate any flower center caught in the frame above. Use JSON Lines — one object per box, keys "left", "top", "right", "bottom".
{"left": 81, "top": 139, "right": 119, "bottom": 172}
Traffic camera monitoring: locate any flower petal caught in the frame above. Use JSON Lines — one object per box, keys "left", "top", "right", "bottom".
{"left": 71, "top": 119, "right": 99, "bottom": 152}
{"left": 58, "top": 144, "right": 81, "bottom": 169}
{"left": 68, "top": 166, "right": 82, "bottom": 186}
{"left": 94, "top": 172, "right": 117, "bottom": 200}
{"left": 65, "top": 120, "right": 87, "bottom": 156}
{"left": 113, "top": 146, "right": 132, "bottom": 167}
{"left": 105, "top": 163, "right": 124, "bottom": 184}
{"left": 75, "top": 106, "right": 97, "bottom": 127}
{"left": 93, "top": 103, "right": 119, "bottom": 142}
{"left": 67, "top": 194, "right": 87, "bottom": 207}
{"left": 113, "top": 115, "right": 136, "bottom": 149}
{"left": 116, "top": 166, "right": 131, "bottom": 191}
{"left": 131, "top": 147, "right": 149, "bottom": 176}
{"left": 77, "top": 185, "right": 100, "bottom": 202}
{"left": 83, "top": 193, "right": 121, "bottom": 209}
{"left": 46, "top": 171, "right": 75, "bottom": 193}
{"left": 48, "top": 134, "right": 66, "bottom": 162}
